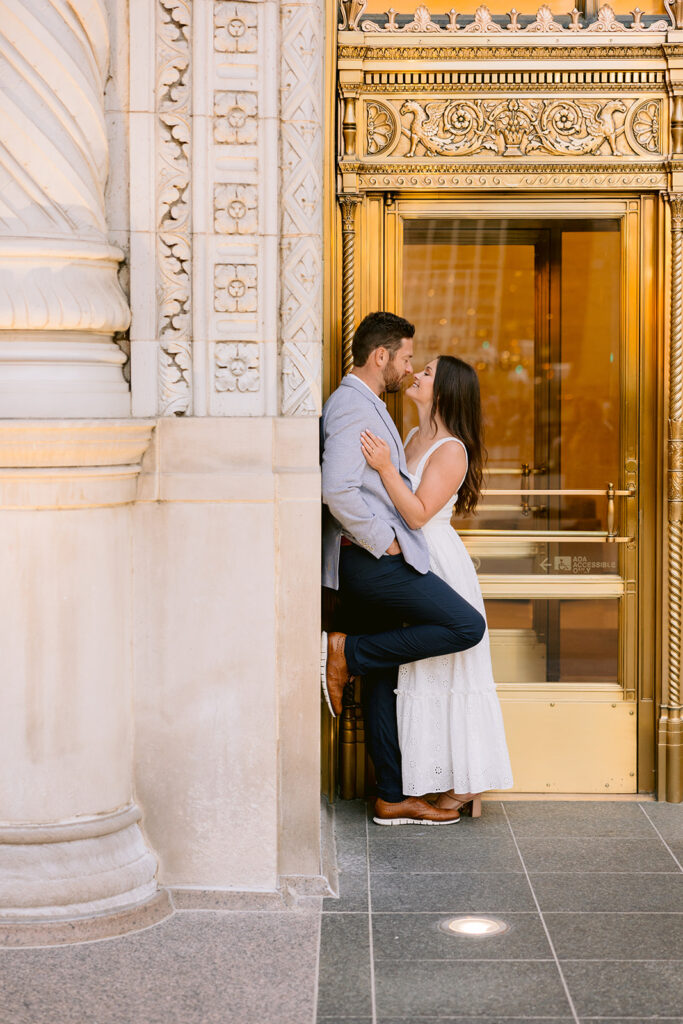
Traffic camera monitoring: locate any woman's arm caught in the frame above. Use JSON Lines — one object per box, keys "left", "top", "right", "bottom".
{"left": 360, "top": 430, "right": 467, "bottom": 530}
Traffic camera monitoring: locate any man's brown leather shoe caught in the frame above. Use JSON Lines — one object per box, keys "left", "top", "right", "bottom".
{"left": 373, "top": 796, "right": 460, "bottom": 826}
{"left": 320, "top": 631, "right": 349, "bottom": 717}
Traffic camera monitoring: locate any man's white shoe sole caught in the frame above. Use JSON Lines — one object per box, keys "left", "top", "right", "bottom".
{"left": 320, "top": 631, "right": 336, "bottom": 718}
{"left": 372, "top": 816, "right": 460, "bottom": 826}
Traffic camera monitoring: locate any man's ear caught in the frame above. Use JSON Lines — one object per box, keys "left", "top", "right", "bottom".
{"left": 374, "top": 346, "right": 388, "bottom": 368}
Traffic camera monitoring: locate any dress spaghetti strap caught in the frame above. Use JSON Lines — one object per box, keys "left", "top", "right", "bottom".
{"left": 414, "top": 436, "right": 469, "bottom": 481}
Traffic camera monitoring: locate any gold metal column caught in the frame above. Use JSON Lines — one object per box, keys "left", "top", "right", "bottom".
{"left": 661, "top": 194, "right": 683, "bottom": 802}
{"left": 339, "top": 195, "right": 361, "bottom": 376}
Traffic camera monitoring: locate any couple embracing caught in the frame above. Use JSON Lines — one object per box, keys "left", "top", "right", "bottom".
{"left": 321, "top": 311, "right": 513, "bottom": 825}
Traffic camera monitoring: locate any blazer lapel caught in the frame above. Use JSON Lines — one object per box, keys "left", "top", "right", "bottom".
{"left": 340, "top": 375, "right": 409, "bottom": 476}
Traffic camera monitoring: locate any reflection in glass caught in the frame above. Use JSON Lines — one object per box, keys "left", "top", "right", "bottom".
{"left": 486, "top": 599, "right": 619, "bottom": 685}
{"left": 401, "top": 219, "right": 623, "bottom": 688}
{"left": 401, "top": 219, "right": 621, "bottom": 566}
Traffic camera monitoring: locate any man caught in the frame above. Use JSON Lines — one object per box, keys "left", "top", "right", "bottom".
{"left": 321, "top": 311, "right": 485, "bottom": 825}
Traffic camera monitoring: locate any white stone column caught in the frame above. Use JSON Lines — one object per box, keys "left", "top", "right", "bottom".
{"left": 0, "top": 0, "right": 130, "bottom": 417}
{"left": 0, "top": 423, "right": 170, "bottom": 945}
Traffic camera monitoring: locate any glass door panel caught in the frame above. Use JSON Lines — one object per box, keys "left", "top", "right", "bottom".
{"left": 400, "top": 217, "right": 631, "bottom": 691}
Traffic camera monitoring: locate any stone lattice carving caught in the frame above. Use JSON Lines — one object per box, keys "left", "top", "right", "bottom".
{"left": 215, "top": 2, "right": 258, "bottom": 52}
{"left": 215, "top": 342, "right": 260, "bottom": 392}
{"left": 214, "top": 92, "right": 258, "bottom": 144}
{"left": 360, "top": 3, "right": 668, "bottom": 33}
{"left": 280, "top": 2, "right": 323, "bottom": 416}
{"left": 395, "top": 96, "right": 661, "bottom": 158}
{"left": 214, "top": 184, "right": 258, "bottom": 234}
{"left": 157, "top": 0, "right": 192, "bottom": 415}
{"left": 214, "top": 264, "right": 258, "bottom": 313}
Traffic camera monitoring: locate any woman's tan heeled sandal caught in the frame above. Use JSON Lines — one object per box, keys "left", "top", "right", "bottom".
{"left": 433, "top": 792, "right": 482, "bottom": 817}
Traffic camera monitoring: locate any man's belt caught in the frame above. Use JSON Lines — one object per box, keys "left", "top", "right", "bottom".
{"left": 340, "top": 536, "right": 353, "bottom": 547}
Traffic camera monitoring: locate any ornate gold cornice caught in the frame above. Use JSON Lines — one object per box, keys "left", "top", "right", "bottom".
{"left": 353, "top": 3, "right": 669, "bottom": 35}
{"left": 363, "top": 80, "right": 665, "bottom": 93}
{"left": 338, "top": 44, "right": 664, "bottom": 59}
{"left": 342, "top": 159, "right": 666, "bottom": 174}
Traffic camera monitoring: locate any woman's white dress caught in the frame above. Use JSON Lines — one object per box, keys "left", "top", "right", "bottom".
{"left": 396, "top": 433, "right": 514, "bottom": 796}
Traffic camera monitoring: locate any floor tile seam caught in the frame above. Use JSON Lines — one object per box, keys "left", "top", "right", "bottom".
{"left": 373, "top": 957, "right": 557, "bottom": 963}
{"left": 637, "top": 804, "right": 683, "bottom": 871}
{"left": 312, "top": 880, "right": 325, "bottom": 1024}
{"left": 557, "top": 958, "right": 683, "bottom": 963}
{"left": 367, "top": 909, "right": 683, "bottom": 915}
{"left": 501, "top": 802, "right": 581, "bottom": 1024}
{"left": 368, "top": 870, "right": 681, "bottom": 876}
{"left": 365, "top": 813, "right": 377, "bottom": 1024}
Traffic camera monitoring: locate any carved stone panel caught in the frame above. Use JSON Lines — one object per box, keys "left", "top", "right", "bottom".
{"left": 363, "top": 95, "right": 663, "bottom": 161}
{"left": 157, "top": 0, "right": 192, "bottom": 416}
{"left": 279, "top": 1, "right": 324, "bottom": 416}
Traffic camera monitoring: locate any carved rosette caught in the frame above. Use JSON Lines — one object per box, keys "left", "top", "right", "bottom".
{"left": 280, "top": 1, "right": 324, "bottom": 416}
{"left": 157, "top": 0, "right": 192, "bottom": 416}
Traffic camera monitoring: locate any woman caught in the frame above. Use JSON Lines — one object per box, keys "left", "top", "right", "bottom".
{"left": 360, "top": 355, "right": 513, "bottom": 815}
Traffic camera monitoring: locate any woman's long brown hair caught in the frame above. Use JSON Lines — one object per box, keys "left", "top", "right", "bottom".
{"left": 430, "top": 355, "right": 486, "bottom": 515}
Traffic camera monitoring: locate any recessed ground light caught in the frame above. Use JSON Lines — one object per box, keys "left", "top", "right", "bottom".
{"left": 439, "top": 915, "right": 509, "bottom": 937}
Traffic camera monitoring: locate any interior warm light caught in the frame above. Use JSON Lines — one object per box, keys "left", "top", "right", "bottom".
{"left": 441, "top": 916, "right": 508, "bottom": 937}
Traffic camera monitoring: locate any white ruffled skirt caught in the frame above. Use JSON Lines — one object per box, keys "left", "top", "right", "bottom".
{"left": 396, "top": 522, "right": 514, "bottom": 796}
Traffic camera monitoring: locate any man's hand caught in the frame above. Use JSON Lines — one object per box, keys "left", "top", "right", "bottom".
{"left": 385, "top": 538, "right": 401, "bottom": 556}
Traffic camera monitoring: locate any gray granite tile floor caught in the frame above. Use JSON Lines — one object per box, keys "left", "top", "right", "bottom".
{"left": 2, "top": 799, "right": 681, "bottom": 1024}
{"left": 317, "top": 799, "right": 683, "bottom": 1024}
{"left": 0, "top": 909, "right": 320, "bottom": 1024}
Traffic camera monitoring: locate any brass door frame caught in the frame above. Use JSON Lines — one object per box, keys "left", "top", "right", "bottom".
{"left": 324, "top": 8, "right": 683, "bottom": 798}
{"left": 333, "top": 190, "right": 659, "bottom": 794}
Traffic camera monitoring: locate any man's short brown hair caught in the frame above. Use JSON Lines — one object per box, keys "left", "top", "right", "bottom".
{"left": 352, "top": 311, "right": 415, "bottom": 368}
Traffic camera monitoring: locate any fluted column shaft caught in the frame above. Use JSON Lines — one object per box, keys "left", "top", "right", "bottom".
{"left": 0, "top": 0, "right": 130, "bottom": 416}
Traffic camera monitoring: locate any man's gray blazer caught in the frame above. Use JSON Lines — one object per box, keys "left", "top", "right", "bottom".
{"left": 321, "top": 374, "right": 430, "bottom": 590}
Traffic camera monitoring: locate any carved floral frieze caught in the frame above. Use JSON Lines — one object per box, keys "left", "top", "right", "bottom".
{"left": 364, "top": 96, "right": 662, "bottom": 159}
{"left": 215, "top": 342, "right": 260, "bottom": 393}
{"left": 157, "top": 0, "right": 192, "bottom": 416}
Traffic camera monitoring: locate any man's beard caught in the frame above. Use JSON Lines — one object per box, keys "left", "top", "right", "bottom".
{"left": 382, "top": 361, "right": 404, "bottom": 393}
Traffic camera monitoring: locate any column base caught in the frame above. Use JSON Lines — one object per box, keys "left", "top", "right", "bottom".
{"left": 0, "top": 805, "right": 168, "bottom": 940}
{"left": 0, "top": 332, "right": 130, "bottom": 418}
{"left": 657, "top": 706, "right": 683, "bottom": 802}
{"left": 0, "top": 889, "right": 172, "bottom": 948}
